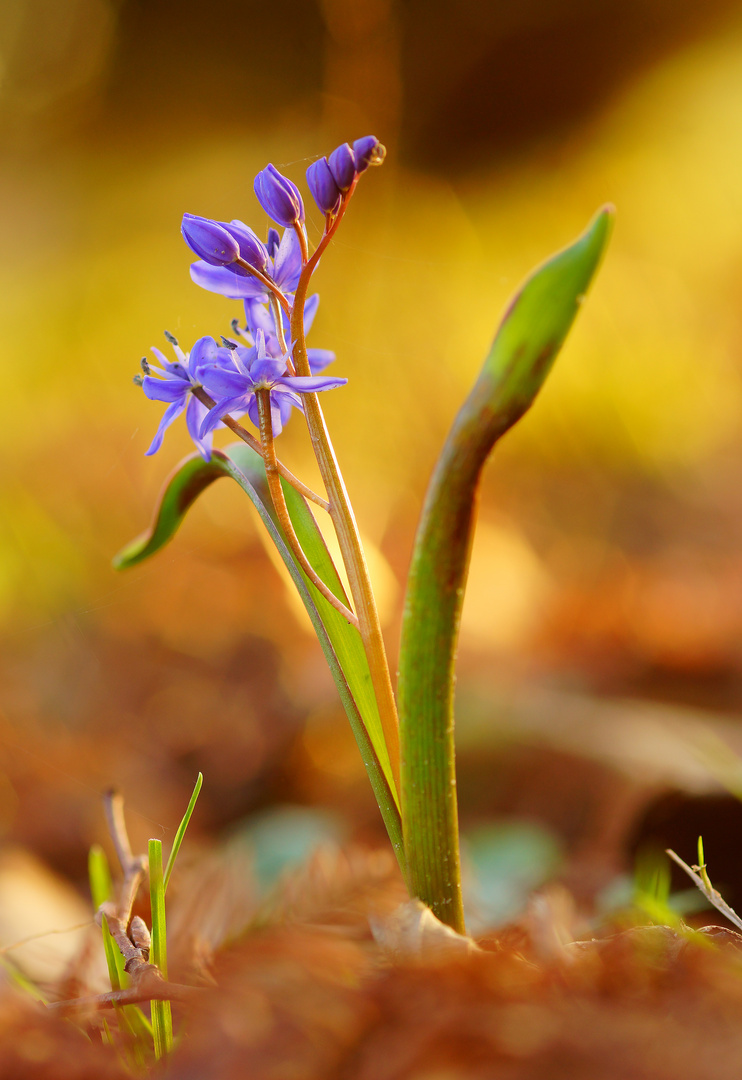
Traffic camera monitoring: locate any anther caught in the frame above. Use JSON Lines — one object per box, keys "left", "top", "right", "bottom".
{"left": 163, "top": 330, "right": 179, "bottom": 346}
{"left": 221, "top": 336, "right": 238, "bottom": 350}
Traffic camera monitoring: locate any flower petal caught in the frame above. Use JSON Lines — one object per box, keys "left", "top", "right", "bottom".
{"left": 199, "top": 395, "right": 247, "bottom": 438}
{"left": 249, "top": 356, "right": 286, "bottom": 385}
{"left": 144, "top": 400, "right": 186, "bottom": 456}
{"left": 142, "top": 375, "right": 190, "bottom": 403}
{"left": 187, "top": 335, "right": 220, "bottom": 373}
{"left": 196, "top": 365, "right": 253, "bottom": 400}
{"left": 190, "top": 261, "right": 266, "bottom": 300}
{"left": 244, "top": 298, "right": 274, "bottom": 339}
{"left": 303, "top": 293, "right": 320, "bottom": 333}
{"left": 307, "top": 349, "right": 335, "bottom": 374}
{"left": 272, "top": 228, "right": 302, "bottom": 293}
{"left": 275, "top": 375, "right": 347, "bottom": 393}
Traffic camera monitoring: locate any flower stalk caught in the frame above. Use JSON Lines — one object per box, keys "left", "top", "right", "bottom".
{"left": 256, "top": 387, "right": 358, "bottom": 627}
{"left": 290, "top": 241, "right": 401, "bottom": 791}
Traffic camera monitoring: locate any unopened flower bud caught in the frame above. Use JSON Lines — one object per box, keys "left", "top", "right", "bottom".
{"left": 254, "top": 164, "right": 305, "bottom": 227}
{"left": 353, "top": 136, "right": 386, "bottom": 172}
{"left": 306, "top": 157, "right": 342, "bottom": 215}
{"left": 327, "top": 142, "right": 356, "bottom": 191}
{"left": 181, "top": 213, "right": 240, "bottom": 265}
{"left": 221, "top": 219, "right": 269, "bottom": 272}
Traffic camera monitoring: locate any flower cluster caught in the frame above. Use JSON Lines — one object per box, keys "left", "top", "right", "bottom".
{"left": 139, "top": 136, "right": 385, "bottom": 459}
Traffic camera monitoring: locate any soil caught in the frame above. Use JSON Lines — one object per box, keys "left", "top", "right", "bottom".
{"left": 5, "top": 848, "right": 742, "bottom": 1080}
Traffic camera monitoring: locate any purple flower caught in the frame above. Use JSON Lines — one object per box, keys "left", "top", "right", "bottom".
{"left": 140, "top": 335, "right": 223, "bottom": 459}
{"left": 240, "top": 294, "right": 335, "bottom": 374}
{"left": 196, "top": 330, "right": 346, "bottom": 438}
{"left": 306, "top": 157, "right": 342, "bottom": 215}
{"left": 181, "top": 215, "right": 240, "bottom": 266}
{"left": 254, "top": 164, "right": 305, "bottom": 228}
{"left": 190, "top": 226, "right": 302, "bottom": 302}
{"left": 219, "top": 219, "right": 269, "bottom": 272}
{"left": 353, "top": 135, "right": 386, "bottom": 172}
{"left": 327, "top": 143, "right": 356, "bottom": 191}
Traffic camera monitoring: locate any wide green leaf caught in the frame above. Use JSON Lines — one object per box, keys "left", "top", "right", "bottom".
{"left": 113, "top": 444, "right": 403, "bottom": 867}
{"left": 398, "top": 206, "right": 614, "bottom": 930}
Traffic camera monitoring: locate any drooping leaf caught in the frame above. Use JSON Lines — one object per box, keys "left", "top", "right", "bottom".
{"left": 224, "top": 443, "right": 395, "bottom": 806}
{"left": 112, "top": 456, "right": 226, "bottom": 570}
{"left": 398, "top": 207, "right": 614, "bottom": 930}
{"left": 113, "top": 444, "right": 403, "bottom": 868}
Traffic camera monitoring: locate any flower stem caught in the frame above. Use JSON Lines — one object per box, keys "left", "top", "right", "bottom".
{"left": 290, "top": 233, "right": 401, "bottom": 791}
{"left": 191, "top": 386, "right": 329, "bottom": 512}
{"left": 256, "top": 388, "right": 359, "bottom": 628}
{"left": 235, "top": 257, "right": 291, "bottom": 315}
{"left": 269, "top": 295, "right": 293, "bottom": 371}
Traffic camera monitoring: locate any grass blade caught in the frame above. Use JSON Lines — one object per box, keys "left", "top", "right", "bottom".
{"left": 88, "top": 845, "right": 126, "bottom": 991}
{"left": 148, "top": 839, "right": 172, "bottom": 1059}
{"left": 164, "top": 772, "right": 203, "bottom": 893}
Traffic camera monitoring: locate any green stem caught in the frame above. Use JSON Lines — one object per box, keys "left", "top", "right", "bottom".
{"left": 397, "top": 401, "right": 499, "bottom": 932}
{"left": 191, "top": 386, "right": 329, "bottom": 511}
{"left": 256, "top": 388, "right": 358, "bottom": 627}
{"left": 290, "top": 242, "right": 401, "bottom": 792}
{"left": 148, "top": 839, "right": 172, "bottom": 1059}
{"left": 397, "top": 206, "right": 614, "bottom": 931}
{"left": 398, "top": 396, "right": 508, "bottom": 932}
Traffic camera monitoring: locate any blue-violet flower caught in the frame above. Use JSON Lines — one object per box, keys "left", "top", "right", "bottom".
{"left": 181, "top": 215, "right": 240, "bottom": 266}
{"left": 327, "top": 142, "right": 356, "bottom": 191}
{"left": 353, "top": 135, "right": 386, "bottom": 172}
{"left": 141, "top": 335, "right": 223, "bottom": 459}
{"left": 197, "top": 330, "right": 346, "bottom": 438}
{"left": 190, "top": 226, "right": 302, "bottom": 302}
{"left": 254, "top": 164, "right": 305, "bottom": 228}
{"left": 306, "top": 157, "right": 342, "bottom": 215}
{"left": 239, "top": 294, "right": 334, "bottom": 373}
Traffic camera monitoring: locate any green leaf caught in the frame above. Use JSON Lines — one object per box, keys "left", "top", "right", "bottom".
{"left": 113, "top": 444, "right": 404, "bottom": 871}
{"left": 88, "top": 845, "right": 152, "bottom": 1059}
{"left": 481, "top": 205, "right": 614, "bottom": 428}
{"left": 88, "top": 845, "right": 125, "bottom": 992}
{"left": 164, "top": 772, "right": 202, "bottom": 893}
{"left": 148, "top": 839, "right": 172, "bottom": 1060}
{"left": 398, "top": 206, "right": 614, "bottom": 930}
{"left": 225, "top": 444, "right": 398, "bottom": 808}
{"left": 112, "top": 456, "right": 227, "bottom": 570}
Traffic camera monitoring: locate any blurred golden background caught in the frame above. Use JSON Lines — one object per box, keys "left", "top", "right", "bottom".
{"left": 3, "top": 0, "right": 742, "bottom": 952}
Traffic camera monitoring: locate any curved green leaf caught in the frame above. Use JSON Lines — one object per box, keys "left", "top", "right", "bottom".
{"left": 222, "top": 445, "right": 397, "bottom": 802}
{"left": 112, "top": 455, "right": 226, "bottom": 570}
{"left": 113, "top": 444, "right": 403, "bottom": 869}
{"left": 398, "top": 206, "right": 614, "bottom": 930}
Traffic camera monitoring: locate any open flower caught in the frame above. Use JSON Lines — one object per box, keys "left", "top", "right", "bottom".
{"left": 140, "top": 335, "right": 223, "bottom": 459}
{"left": 196, "top": 330, "right": 346, "bottom": 438}
{"left": 189, "top": 226, "right": 302, "bottom": 302}
{"left": 240, "top": 294, "right": 334, "bottom": 373}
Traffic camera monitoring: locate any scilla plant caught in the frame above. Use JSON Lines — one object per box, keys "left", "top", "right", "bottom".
{"left": 115, "top": 137, "right": 613, "bottom": 933}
